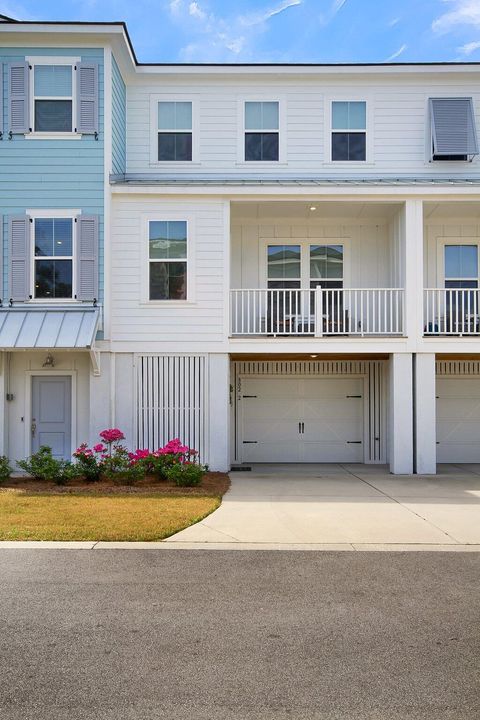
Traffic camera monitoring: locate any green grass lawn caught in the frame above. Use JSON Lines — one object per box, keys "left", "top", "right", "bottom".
{"left": 0, "top": 491, "right": 222, "bottom": 541}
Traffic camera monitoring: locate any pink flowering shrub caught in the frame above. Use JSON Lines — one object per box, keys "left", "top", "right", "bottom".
{"left": 72, "top": 431, "right": 204, "bottom": 486}
{"left": 99, "top": 428, "right": 125, "bottom": 444}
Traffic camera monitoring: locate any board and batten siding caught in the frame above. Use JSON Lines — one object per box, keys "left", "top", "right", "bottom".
{"left": 110, "top": 196, "right": 227, "bottom": 349}
{"left": 424, "top": 220, "right": 480, "bottom": 287}
{"left": 126, "top": 75, "right": 480, "bottom": 177}
{"left": 111, "top": 54, "right": 126, "bottom": 176}
{"left": 231, "top": 219, "right": 398, "bottom": 290}
{"left": 0, "top": 48, "right": 104, "bottom": 302}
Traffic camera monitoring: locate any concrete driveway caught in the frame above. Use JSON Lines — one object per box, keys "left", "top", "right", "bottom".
{"left": 166, "top": 464, "right": 480, "bottom": 547}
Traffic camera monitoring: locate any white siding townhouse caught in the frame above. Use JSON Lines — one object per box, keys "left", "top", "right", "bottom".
{"left": 1, "top": 15, "right": 480, "bottom": 474}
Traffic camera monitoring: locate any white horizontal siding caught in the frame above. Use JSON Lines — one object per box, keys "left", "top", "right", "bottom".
{"left": 126, "top": 75, "right": 480, "bottom": 176}
{"left": 111, "top": 197, "right": 227, "bottom": 346}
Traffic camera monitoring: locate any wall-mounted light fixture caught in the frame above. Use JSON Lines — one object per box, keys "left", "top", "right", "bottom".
{"left": 42, "top": 353, "right": 55, "bottom": 368}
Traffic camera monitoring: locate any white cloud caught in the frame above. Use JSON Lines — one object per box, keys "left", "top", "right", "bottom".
{"left": 458, "top": 38, "right": 480, "bottom": 52}
{"left": 386, "top": 43, "right": 407, "bottom": 61}
{"left": 432, "top": 0, "right": 480, "bottom": 34}
{"left": 189, "top": 1, "right": 206, "bottom": 19}
{"left": 318, "top": 0, "right": 348, "bottom": 26}
{"left": 170, "top": 0, "right": 303, "bottom": 61}
{"left": 0, "top": 0, "right": 36, "bottom": 20}
{"left": 388, "top": 17, "right": 400, "bottom": 27}
{"left": 239, "top": 0, "right": 303, "bottom": 28}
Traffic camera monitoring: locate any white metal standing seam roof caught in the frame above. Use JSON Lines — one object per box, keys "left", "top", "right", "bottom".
{"left": 0, "top": 307, "right": 100, "bottom": 349}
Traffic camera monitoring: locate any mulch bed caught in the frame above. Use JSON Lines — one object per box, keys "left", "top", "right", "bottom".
{"left": 0, "top": 472, "right": 230, "bottom": 497}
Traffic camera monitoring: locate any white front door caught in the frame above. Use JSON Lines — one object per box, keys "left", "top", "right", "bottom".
{"left": 436, "top": 377, "right": 480, "bottom": 463}
{"left": 241, "top": 376, "right": 364, "bottom": 463}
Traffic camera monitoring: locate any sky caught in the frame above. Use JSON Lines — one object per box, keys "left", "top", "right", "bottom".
{"left": 2, "top": 0, "right": 480, "bottom": 63}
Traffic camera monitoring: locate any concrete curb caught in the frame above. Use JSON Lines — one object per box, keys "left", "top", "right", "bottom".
{"left": 0, "top": 540, "right": 479, "bottom": 551}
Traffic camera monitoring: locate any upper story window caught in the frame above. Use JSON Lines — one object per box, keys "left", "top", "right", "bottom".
{"left": 310, "top": 245, "right": 344, "bottom": 290}
{"left": 430, "top": 98, "right": 479, "bottom": 162}
{"left": 34, "top": 218, "right": 74, "bottom": 299}
{"left": 331, "top": 101, "right": 366, "bottom": 161}
{"left": 158, "top": 102, "right": 192, "bottom": 161}
{"left": 445, "top": 245, "right": 478, "bottom": 289}
{"left": 149, "top": 221, "right": 187, "bottom": 300}
{"left": 33, "top": 64, "right": 73, "bottom": 133}
{"left": 245, "top": 101, "right": 279, "bottom": 161}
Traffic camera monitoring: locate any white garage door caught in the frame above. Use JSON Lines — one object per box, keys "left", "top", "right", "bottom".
{"left": 437, "top": 377, "right": 480, "bottom": 463}
{"left": 241, "top": 376, "right": 364, "bottom": 463}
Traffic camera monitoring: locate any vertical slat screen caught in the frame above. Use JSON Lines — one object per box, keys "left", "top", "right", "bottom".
{"left": 136, "top": 355, "right": 207, "bottom": 462}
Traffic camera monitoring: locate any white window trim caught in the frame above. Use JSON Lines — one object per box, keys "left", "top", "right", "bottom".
{"left": 141, "top": 213, "right": 196, "bottom": 305}
{"left": 28, "top": 209, "right": 79, "bottom": 303}
{"left": 424, "top": 94, "right": 479, "bottom": 165}
{"left": 260, "top": 238, "right": 351, "bottom": 288}
{"left": 436, "top": 236, "right": 480, "bottom": 287}
{"left": 149, "top": 95, "right": 200, "bottom": 166}
{"left": 26, "top": 56, "right": 81, "bottom": 139}
{"left": 323, "top": 96, "right": 374, "bottom": 166}
{"left": 237, "top": 96, "right": 287, "bottom": 165}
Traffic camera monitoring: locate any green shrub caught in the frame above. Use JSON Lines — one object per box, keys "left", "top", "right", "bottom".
{"left": 17, "top": 446, "right": 77, "bottom": 486}
{"left": 165, "top": 462, "right": 205, "bottom": 487}
{"left": 0, "top": 455, "right": 12, "bottom": 482}
{"left": 100, "top": 445, "right": 144, "bottom": 486}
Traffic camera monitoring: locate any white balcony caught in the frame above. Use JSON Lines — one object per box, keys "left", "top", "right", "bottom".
{"left": 230, "top": 288, "right": 405, "bottom": 337}
{"left": 424, "top": 289, "right": 480, "bottom": 336}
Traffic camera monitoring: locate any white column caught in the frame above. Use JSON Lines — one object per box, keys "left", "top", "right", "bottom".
{"left": 414, "top": 353, "right": 436, "bottom": 474}
{"left": 403, "top": 199, "right": 425, "bottom": 348}
{"left": 389, "top": 353, "right": 413, "bottom": 474}
{"left": 89, "top": 352, "right": 112, "bottom": 445}
{"left": 208, "top": 353, "right": 230, "bottom": 472}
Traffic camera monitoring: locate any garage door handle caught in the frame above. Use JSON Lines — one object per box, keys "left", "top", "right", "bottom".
{"left": 242, "top": 395, "right": 257, "bottom": 398}
{"left": 243, "top": 441, "right": 258, "bottom": 444}
{"left": 347, "top": 441, "right": 362, "bottom": 444}
{"left": 346, "top": 395, "right": 362, "bottom": 399}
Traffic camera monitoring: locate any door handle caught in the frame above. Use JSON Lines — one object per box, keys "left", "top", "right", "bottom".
{"left": 301, "top": 422, "right": 305, "bottom": 434}
{"left": 31, "top": 419, "right": 36, "bottom": 437}
{"left": 298, "top": 422, "right": 305, "bottom": 434}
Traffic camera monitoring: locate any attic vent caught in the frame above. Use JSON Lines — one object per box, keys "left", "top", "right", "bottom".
{"left": 430, "top": 97, "right": 479, "bottom": 161}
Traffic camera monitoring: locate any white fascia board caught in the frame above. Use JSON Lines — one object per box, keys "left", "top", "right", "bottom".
{"left": 135, "top": 64, "right": 480, "bottom": 77}
{"left": 110, "top": 184, "right": 480, "bottom": 198}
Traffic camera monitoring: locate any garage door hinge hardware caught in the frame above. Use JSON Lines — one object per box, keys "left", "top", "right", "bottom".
{"left": 346, "top": 395, "right": 362, "bottom": 399}
{"left": 242, "top": 395, "right": 257, "bottom": 398}
{"left": 347, "top": 441, "right": 362, "bottom": 444}
{"left": 243, "top": 441, "right": 258, "bottom": 444}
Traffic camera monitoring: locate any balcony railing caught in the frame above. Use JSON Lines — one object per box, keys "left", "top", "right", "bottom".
{"left": 230, "top": 288, "right": 405, "bottom": 337}
{"left": 424, "top": 288, "right": 480, "bottom": 335}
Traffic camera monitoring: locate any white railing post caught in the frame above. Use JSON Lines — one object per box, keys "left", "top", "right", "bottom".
{"left": 314, "top": 286, "right": 323, "bottom": 337}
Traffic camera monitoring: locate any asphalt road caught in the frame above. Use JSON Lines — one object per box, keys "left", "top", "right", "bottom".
{"left": 0, "top": 550, "right": 478, "bottom": 720}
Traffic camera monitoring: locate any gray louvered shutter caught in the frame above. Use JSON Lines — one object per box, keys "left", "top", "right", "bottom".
{"left": 0, "top": 217, "right": 3, "bottom": 301}
{"left": 9, "top": 216, "right": 31, "bottom": 302}
{"left": 76, "top": 215, "right": 98, "bottom": 301}
{"left": 8, "top": 62, "right": 30, "bottom": 134}
{"left": 76, "top": 63, "right": 98, "bottom": 135}
{"left": 0, "top": 64, "right": 3, "bottom": 138}
{"left": 430, "top": 97, "right": 479, "bottom": 157}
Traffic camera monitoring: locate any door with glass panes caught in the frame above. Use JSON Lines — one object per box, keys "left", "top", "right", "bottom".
{"left": 443, "top": 244, "right": 479, "bottom": 332}
{"left": 266, "top": 242, "right": 344, "bottom": 334}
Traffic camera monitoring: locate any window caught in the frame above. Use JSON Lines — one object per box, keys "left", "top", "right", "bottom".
{"left": 33, "top": 65, "right": 73, "bottom": 133}
{"left": 331, "top": 101, "right": 366, "bottom": 161}
{"left": 310, "top": 245, "right": 344, "bottom": 290}
{"left": 430, "top": 98, "right": 479, "bottom": 162}
{"left": 157, "top": 102, "right": 192, "bottom": 161}
{"left": 267, "top": 245, "right": 301, "bottom": 289}
{"left": 34, "top": 218, "right": 73, "bottom": 299}
{"left": 149, "top": 221, "right": 187, "bottom": 300}
{"left": 445, "top": 245, "right": 478, "bottom": 289}
{"left": 245, "top": 102, "right": 279, "bottom": 161}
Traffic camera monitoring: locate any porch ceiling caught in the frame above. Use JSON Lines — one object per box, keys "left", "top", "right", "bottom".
{"left": 231, "top": 200, "right": 402, "bottom": 221}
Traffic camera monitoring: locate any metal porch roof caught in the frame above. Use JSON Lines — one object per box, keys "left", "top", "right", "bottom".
{"left": 0, "top": 307, "right": 100, "bottom": 349}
